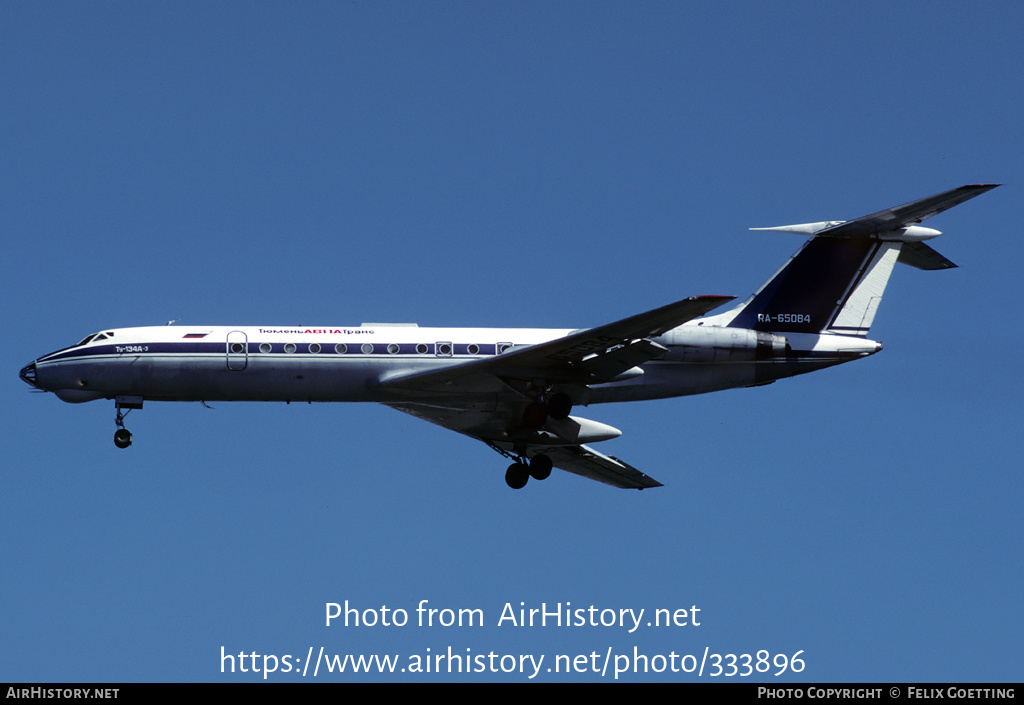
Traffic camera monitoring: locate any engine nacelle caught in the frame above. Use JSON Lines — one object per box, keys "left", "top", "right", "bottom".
{"left": 664, "top": 326, "right": 789, "bottom": 362}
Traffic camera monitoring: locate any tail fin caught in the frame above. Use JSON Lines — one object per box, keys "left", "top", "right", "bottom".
{"left": 725, "top": 237, "right": 901, "bottom": 336}
{"left": 724, "top": 184, "right": 999, "bottom": 336}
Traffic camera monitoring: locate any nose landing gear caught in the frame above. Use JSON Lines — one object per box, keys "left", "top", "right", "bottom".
{"left": 114, "top": 427, "right": 132, "bottom": 449}
{"left": 112, "top": 396, "right": 143, "bottom": 449}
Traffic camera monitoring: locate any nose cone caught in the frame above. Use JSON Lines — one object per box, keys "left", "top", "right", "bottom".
{"left": 19, "top": 361, "right": 40, "bottom": 389}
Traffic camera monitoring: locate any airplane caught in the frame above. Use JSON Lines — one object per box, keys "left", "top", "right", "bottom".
{"left": 19, "top": 184, "right": 998, "bottom": 490}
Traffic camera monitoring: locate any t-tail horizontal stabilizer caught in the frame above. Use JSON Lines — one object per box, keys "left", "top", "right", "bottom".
{"left": 729, "top": 184, "right": 999, "bottom": 335}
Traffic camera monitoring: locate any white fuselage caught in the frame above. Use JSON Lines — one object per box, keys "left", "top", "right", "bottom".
{"left": 24, "top": 322, "right": 880, "bottom": 407}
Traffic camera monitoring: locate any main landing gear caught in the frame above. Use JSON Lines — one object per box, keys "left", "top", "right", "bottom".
{"left": 504, "top": 453, "right": 553, "bottom": 489}
{"left": 521, "top": 392, "right": 573, "bottom": 429}
{"left": 112, "top": 396, "right": 143, "bottom": 449}
{"left": 498, "top": 389, "right": 574, "bottom": 489}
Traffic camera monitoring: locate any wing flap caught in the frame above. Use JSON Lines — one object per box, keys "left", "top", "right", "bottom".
{"left": 577, "top": 338, "right": 668, "bottom": 379}
{"left": 538, "top": 444, "right": 662, "bottom": 489}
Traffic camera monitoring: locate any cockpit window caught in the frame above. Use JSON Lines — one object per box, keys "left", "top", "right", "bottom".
{"left": 75, "top": 331, "right": 115, "bottom": 346}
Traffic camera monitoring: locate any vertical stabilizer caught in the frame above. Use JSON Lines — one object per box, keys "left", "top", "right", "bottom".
{"left": 726, "top": 238, "right": 900, "bottom": 336}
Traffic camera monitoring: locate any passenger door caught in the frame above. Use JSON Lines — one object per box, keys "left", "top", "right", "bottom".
{"left": 226, "top": 330, "right": 248, "bottom": 371}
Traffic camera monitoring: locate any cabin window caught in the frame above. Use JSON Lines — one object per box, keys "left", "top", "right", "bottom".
{"left": 361, "top": 343, "right": 373, "bottom": 354}
{"left": 259, "top": 343, "right": 272, "bottom": 354}
{"left": 284, "top": 343, "right": 296, "bottom": 354}
{"left": 498, "top": 343, "right": 513, "bottom": 354}
{"left": 467, "top": 344, "right": 480, "bottom": 355}
{"left": 309, "top": 343, "right": 321, "bottom": 354}
{"left": 436, "top": 342, "right": 452, "bottom": 356}
{"left": 230, "top": 342, "right": 245, "bottom": 354}
{"left": 335, "top": 343, "right": 348, "bottom": 354}
{"left": 387, "top": 343, "right": 400, "bottom": 354}
{"left": 416, "top": 343, "right": 429, "bottom": 354}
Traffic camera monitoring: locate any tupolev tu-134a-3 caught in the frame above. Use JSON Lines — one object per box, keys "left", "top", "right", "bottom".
{"left": 20, "top": 185, "right": 998, "bottom": 490}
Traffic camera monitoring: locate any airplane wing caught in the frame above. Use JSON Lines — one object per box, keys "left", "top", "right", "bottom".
{"left": 378, "top": 295, "right": 733, "bottom": 395}
{"left": 385, "top": 401, "right": 663, "bottom": 489}
{"left": 378, "top": 294, "right": 733, "bottom": 489}
{"left": 532, "top": 444, "right": 663, "bottom": 489}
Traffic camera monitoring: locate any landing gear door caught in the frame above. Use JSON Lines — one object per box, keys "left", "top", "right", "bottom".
{"left": 226, "top": 330, "right": 248, "bottom": 371}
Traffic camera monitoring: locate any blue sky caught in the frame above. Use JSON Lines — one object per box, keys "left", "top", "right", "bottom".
{"left": 2, "top": 2, "right": 1021, "bottom": 682}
